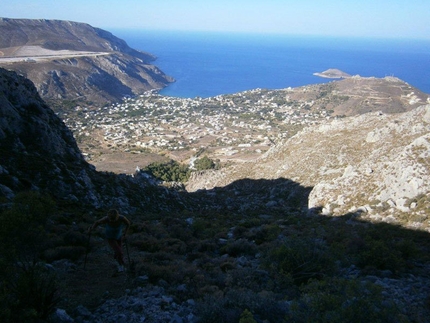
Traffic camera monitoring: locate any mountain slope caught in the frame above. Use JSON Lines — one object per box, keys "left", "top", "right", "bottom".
{"left": 187, "top": 104, "right": 430, "bottom": 229}
{"left": 0, "top": 18, "right": 173, "bottom": 106}
{"left": 1, "top": 63, "right": 430, "bottom": 323}
{"left": 0, "top": 67, "right": 183, "bottom": 213}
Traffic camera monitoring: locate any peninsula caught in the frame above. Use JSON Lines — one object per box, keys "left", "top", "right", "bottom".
{"left": 0, "top": 18, "right": 174, "bottom": 107}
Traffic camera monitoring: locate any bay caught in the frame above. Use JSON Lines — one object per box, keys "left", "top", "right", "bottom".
{"left": 112, "top": 30, "right": 430, "bottom": 98}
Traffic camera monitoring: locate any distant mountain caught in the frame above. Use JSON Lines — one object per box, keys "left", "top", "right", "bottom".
{"left": 0, "top": 18, "right": 173, "bottom": 107}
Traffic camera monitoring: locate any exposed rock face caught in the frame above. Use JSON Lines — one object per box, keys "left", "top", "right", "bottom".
{"left": 0, "top": 68, "right": 182, "bottom": 213}
{"left": 305, "top": 106, "right": 430, "bottom": 218}
{"left": 187, "top": 104, "right": 430, "bottom": 228}
{"left": 0, "top": 67, "right": 90, "bottom": 198}
{"left": 0, "top": 18, "right": 173, "bottom": 106}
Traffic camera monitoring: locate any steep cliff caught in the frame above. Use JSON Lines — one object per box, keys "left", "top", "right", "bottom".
{"left": 0, "top": 18, "right": 173, "bottom": 106}
{"left": 0, "top": 67, "right": 93, "bottom": 198}
{"left": 0, "top": 68, "right": 182, "bottom": 212}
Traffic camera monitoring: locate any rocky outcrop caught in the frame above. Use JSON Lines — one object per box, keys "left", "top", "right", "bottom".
{"left": 0, "top": 18, "right": 173, "bottom": 106}
{"left": 0, "top": 68, "right": 183, "bottom": 213}
{"left": 54, "top": 286, "right": 197, "bottom": 323}
{"left": 304, "top": 106, "right": 430, "bottom": 218}
{"left": 0, "top": 67, "right": 91, "bottom": 199}
{"left": 187, "top": 104, "right": 430, "bottom": 229}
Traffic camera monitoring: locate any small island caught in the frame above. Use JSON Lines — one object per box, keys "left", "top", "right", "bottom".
{"left": 313, "top": 68, "right": 351, "bottom": 79}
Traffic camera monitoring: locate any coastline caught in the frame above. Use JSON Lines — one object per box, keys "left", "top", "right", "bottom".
{"left": 114, "top": 30, "right": 430, "bottom": 97}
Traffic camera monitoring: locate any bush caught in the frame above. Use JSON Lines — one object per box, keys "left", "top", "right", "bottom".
{"left": 130, "top": 236, "right": 162, "bottom": 252}
{"left": 356, "top": 237, "right": 410, "bottom": 272}
{"left": 0, "top": 262, "right": 60, "bottom": 322}
{"left": 248, "top": 224, "right": 281, "bottom": 244}
{"left": 267, "top": 238, "right": 335, "bottom": 285}
{"left": 194, "top": 156, "right": 216, "bottom": 171}
{"left": 136, "top": 258, "right": 197, "bottom": 286}
{"left": 239, "top": 309, "right": 257, "bottom": 323}
{"left": 221, "top": 239, "right": 258, "bottom": 257}
{"left": 0, "top": 191, "right": 56, "bottom": 261}
{"left": 143, "top": 160, "right": 190, "bottom": 182}
{"left": 63, "top": 230, "right": 88, "bottom": 246}
{"left": 191, "top": 218, "right": 224, "bottom": 239}
{"left": 287, "top": 277, "right": 399, "bottom": 323}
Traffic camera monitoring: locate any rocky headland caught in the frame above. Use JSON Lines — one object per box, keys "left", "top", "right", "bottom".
{"left": 0, "top": 18, "right": 174, "bottom": 107}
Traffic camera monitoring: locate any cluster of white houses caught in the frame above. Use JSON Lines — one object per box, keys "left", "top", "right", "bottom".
{"left": 63, "top": 88, "right": 332, "bottom": 158}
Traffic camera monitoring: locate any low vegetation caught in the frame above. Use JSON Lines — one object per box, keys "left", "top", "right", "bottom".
{"left": 143, "top": 159, "right": 191, "bottom": 182}
{"left": 142, "top": 156, "right": 217, "bottom": 183}
{"left": 0, "top": 192, "right": 60, "bottom": 322}
{"left": 1, "top": 190, "right": 429, "bottom": 322}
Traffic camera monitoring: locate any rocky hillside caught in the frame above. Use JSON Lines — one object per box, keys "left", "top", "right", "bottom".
{"left": 0, "top": 68, "right": 181, "bottom": 213}
{"left": 0, "top": 18, "right": 173, "bottom": 107}
{"left": 1, "top": 66, "right": 430, "bottom": 323}
{"left": 187, "top": 104, "right": 430, "bottom": 230}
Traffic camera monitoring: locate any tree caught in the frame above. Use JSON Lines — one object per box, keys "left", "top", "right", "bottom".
{"left": 239, "top": 309, "right": 257, "bottom": 323}
{"left": 194, "top": 156, "right": 215, "bottom": 171}
{"left": 144, "top": 160, "right": 191, "bottom": 182}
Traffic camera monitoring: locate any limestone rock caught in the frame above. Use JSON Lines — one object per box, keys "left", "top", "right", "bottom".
{"left": 187, "top": 104, "right": 430, "bottom": 227}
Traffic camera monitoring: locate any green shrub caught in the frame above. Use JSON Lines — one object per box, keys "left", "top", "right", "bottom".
{"left": 143, "top": 160, "right": 190, "bottom": 182}
{"left": 194, "top": 156, "right": 216, "bottom": 171}
{"left": 63, "top": 230, "right": 88, "bottom": 246}
{"left": 239, "top": 309, "right": 257, "bottom": 323}
{"left": 162, "top": 238, "right": 187, "bottom": 254}
{"left": 357, "top": 238, "right": 405, "bottom": 272}
{"left": 191, "top": 218, "right": 223, "bottom": 239}
{"left": 249, "top": 224, "right": 281, "bottom": 244}
{"left": 222, "top": 239, "right": 258, "bottom": 257}
{"left": 267, "top": 238, "right": 335, "bottom": 285}
{"left": 136, "top": 258, "right": 197, "bottom": 286}
{"left": 0, "top": 262, "right": 60, "bottom": 322}
{"left": 130, "top": 236, "right": 162, "bottom": 252}
{"left": 287, "top": 277, "right": 399, "bottom": 323}
{"left": 0, "top": 191, "right": 56, "bottom": 261}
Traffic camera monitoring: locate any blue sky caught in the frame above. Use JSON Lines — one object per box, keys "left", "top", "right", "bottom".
{"left": 2, "top": 0, "right": 430, "bottom": 39}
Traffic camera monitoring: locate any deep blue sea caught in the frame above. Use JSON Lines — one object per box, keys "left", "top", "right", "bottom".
{"left": 113, "top": 30, "right": 430, "bottom": 98}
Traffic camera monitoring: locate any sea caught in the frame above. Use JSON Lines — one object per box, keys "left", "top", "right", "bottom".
{"left": 112, "top": 30, "right": 430, "bottom": 98}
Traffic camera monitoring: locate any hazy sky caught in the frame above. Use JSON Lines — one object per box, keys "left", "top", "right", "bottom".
{"left": 2, "top": 0, "right": 430, "bottom": 39}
